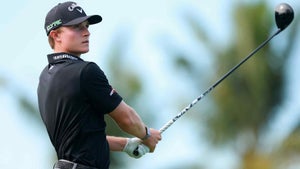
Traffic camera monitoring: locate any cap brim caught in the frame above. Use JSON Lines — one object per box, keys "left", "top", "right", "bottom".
{"left": 63, "top": 15, "right": 102, "bottom": 26}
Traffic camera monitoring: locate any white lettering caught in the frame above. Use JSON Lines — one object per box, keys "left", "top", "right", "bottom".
{"left": 53, "top": 54, "right": 78, "bottom": 61}
{"left": 68, "top": 3, "right": 83, "bottom": 13}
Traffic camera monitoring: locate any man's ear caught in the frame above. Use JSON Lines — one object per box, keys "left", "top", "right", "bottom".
{"left": 49, "top": 30, "right": 61, "bottom": 42}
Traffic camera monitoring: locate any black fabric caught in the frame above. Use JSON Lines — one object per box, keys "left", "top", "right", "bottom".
{"left": 38, "top": 53, "right": 122, "bottom": 169}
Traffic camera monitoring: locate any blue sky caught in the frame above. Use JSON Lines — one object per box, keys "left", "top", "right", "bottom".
{"left": 0, "top": 0, "right": 299, "bottom": 168}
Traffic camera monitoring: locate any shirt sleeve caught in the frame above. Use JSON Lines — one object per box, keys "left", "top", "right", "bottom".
{"left": 81, "top": 62, "right": 122, "bottom": 114}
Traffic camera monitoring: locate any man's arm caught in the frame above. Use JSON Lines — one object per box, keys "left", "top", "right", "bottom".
{"left": 108, "top": 101, "right": 146, "bottom": 138}
{"left": 108, "top": 101, "right": 161, "bottom": 152}
{"left": 107, "top": 136, "right": 127, "bottom": 151}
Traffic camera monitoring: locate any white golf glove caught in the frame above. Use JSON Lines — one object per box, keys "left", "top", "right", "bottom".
{"left": 123, "top": 138, "right": 150, "bottom": 158}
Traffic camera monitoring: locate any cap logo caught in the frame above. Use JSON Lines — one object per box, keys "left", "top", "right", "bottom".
{"left": 46, "top": 19, "right": 62, "bottom": 32}
{"left": 68, "top": 3, "right": 83, "bottom": 13}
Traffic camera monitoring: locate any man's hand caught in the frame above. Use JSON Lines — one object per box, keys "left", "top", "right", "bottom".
{"left": 123, "top": 138, "right": 149, "bottom": 158}
{"left": 142, "top": 128, "right": 162, "bottom": 152}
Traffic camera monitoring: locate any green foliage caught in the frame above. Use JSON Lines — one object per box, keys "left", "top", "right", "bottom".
{"left": 0, "top": 76, "right": 6, "bottom": 87}
{"left": 106, "top": 30, "right": 142, "bottom": 101}
{"left": 278, "top": 124, "right": 300, "bottom": 155}
{"left": 208, "top": 2, "right": 285, "bottom": 144}
{"left": 161, "top": 1, "right": 300, "bottom": 168}
{"left": 18, "top": 95, "right": 40, "bottom": 119}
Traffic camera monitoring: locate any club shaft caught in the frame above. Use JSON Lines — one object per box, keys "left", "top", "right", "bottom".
{"left": 133, "top": 29, "right": 282, "bottom": 156}
{"left": 159, "top": 29, "right": 282, "bottom": 134}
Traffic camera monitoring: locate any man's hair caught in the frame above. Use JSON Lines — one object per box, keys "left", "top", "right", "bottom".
{"left": 48, "top": 28, "right": 62, "bottom": 49}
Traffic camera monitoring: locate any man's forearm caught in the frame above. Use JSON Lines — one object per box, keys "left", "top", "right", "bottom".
{"left": 107, "top": 136, "right": 127, "bottom": 151}
{"left": 109, "top": 101, "right": 147, "bottom": 139}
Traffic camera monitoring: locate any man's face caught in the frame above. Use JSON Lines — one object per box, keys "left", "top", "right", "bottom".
{"left": 56, "top": 21, "right": 90, "bottom": 56}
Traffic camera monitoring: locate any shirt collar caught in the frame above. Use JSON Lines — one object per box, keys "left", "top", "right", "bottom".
{"left": 47, "top": 52, "right": 83, "bottom": 64}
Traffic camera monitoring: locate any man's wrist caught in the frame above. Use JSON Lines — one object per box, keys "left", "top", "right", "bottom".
{"left": 141, "top": 126, "right": 151, "bottom": 140}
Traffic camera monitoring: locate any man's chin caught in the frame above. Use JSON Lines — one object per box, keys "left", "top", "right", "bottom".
{"left": 80, "top": 49, "right": 89, "bottom": 54}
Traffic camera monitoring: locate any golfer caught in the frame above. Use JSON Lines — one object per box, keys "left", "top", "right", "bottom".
{"left": 37, "top": 1, "right": 161, "bottom": 169}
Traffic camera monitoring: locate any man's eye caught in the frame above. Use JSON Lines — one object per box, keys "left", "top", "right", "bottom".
{"left": 70, "top": 24, "right": 79, "bottom": 29}
{"left": 72, "top": 24, "right": 89, "bottom": 30}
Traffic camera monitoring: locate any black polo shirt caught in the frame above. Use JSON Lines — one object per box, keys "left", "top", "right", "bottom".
{"left": 37, "top": 52, "right": 122, "bottom": 169}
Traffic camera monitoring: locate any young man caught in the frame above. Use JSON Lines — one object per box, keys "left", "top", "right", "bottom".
{"left": 37, "top": 1, "right": 161, "bottom": 169}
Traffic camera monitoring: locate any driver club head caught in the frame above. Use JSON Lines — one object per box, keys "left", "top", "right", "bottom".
{"left": 275, "top": 3, "right": 294, "bottom": 31}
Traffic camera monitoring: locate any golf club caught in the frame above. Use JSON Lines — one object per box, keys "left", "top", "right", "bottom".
{"left": 134, "top": 2, "right": 294, "bottom": 156}
{"left": 159, "top": 2, "right": 294, "bottom": 133}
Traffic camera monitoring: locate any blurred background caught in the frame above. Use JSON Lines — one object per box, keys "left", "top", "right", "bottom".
{"left": 0, "top": 0, "right": 299, "bottom": 168}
